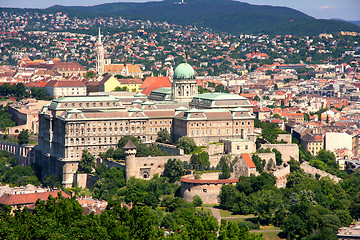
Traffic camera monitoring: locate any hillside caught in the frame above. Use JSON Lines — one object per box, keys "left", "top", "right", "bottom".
{"left": 46, "top": 0, "right": 360, "bottom": 35}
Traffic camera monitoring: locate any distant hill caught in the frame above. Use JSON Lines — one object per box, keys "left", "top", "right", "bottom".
{"left": 349, "top": 21, "right": 360, "bottom": 27}
{"left": 44, "top": 0, "right": 360, "bottom": 35}
{"left": 331, "top": 18, "right": 360, "bottom": 27}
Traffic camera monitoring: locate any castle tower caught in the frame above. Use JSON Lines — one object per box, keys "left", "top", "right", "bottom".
{"left": 124, "top": 139, "right": 137, "bottom": 181}
{"left": 171, "top": 62, "right": 198, "bottom": 102}
{"left": 96, "top": 28, "right": 105, "bottom": 75}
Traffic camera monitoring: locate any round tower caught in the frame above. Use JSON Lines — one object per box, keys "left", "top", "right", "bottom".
{"left": 124, "top": 139, "right": 137, "bottom": 181}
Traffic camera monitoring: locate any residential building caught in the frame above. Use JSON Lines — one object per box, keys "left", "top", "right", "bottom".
{"left": 301, "top": 134, "right": 323, "bottom": 156}
{"left": 44, "top": 80, "right": 86, "bottom": 98}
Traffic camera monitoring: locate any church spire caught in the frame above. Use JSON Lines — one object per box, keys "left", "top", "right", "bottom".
{"left": 98, "top": 27, "right": 102, "bottom": 45}
{"left": 96, "top": 28, "right": 105, "bottom": 75}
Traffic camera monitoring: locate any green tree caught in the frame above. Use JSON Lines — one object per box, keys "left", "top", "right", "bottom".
{"left": 78, "top": 150, "right": 95, "bottom": 174}
{"left": 190, "top": 150, "right": 210, "bottom": 171}
{"left": 251, "top": 154, "right": 265, "bottom": 173}
{"left": 253, "top": 95, "right": 261, "bottom": 101}
{"left": 18, "top": 129, "right": 30, "bottom": 145}
{"left": 219, "top": 184, "right": 239, "bottom": 210}
{"left": 42, "top": 175, "right": 61, "bottom": 189}
{"left": 274, "top": 84, "right": 278, "bottom": 90}
{"left": 115, "top": 135, "right": 150, "bottom": 159}
{"left": 156, "top": 128, "right": 172, "bottom": 144}
{"left": 177, "top": 136, "right": 197, "bottom": 154}
{"left": 163, "top": 158, "right": 185, "bottom": 183}
{"left": 272, "top": 148, "right": 283, "bottom": 166}
{"left": 193, "top": 195, "right": 203, "bottom": 207}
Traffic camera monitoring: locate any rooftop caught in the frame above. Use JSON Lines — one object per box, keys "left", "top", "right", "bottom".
{"left": 194, "top": 92, "right": 248, "bottom": 101}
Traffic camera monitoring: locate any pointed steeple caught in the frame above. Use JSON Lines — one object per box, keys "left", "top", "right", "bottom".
{"left": 96, "top": 28, "right": 105, "bottom": 75}
{"left": 98, "top": 28, "right": 103, "bottom": 46}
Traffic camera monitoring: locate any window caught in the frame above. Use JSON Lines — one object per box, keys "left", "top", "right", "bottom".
{"left": 237, "top": 146, "right": 240, "bottom": 150}
{"left": 209, "top": 129, "right": 212, "bottom": 135}
{"left": 248, "top": 121, "right": 251, "bottom": 125}
{"left": 226, "top": 129, "right": 229, "bottom": 134}
{"left": 245, "top": 145, "right": 248, "bottom": 150}
{"left": 191, "top": 130, "right": 194, "bottom": 136}
{"left": 242, "top": 122, "right": 244, "bottom": 125}
{"left": 218, "top": 129, "right": 221, "bottom": 134}
{"left": 248, "top": 128, "right": 250, "bottom": 133}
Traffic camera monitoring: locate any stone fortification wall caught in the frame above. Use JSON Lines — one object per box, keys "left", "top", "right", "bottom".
{"left": 156, "top": 143, "right": 184, "bottom": 156}
{"left": 255, "top": 152, "right": 276, "bottom": 165}
{"left": 277, "top": 134, "right": 292, "bottom": 143}
{"left": 261, "top": 144, "right": 299, "bottom": 162}
{"left": 102, "top": 159, "right": 125, "bottom": 170}
{"left": 75, "top": 173, "right": 100, "bottom": 190}
{"left": 272, "top": 165, "right": 290, "bottom": 188}
{"left": 180, "top": 173, "right": 238, "bottom": 204}
{"left": 125, "top": 154, "right": 223, "bottom": 180}
{"left": 205, "top": 143, "right": 224, "bottom": 155}
{"left": 8, "top": 106, "right": 28, "bottom": 126}
{"left": 300, "top": 162, "right": 341, "bottom": 183}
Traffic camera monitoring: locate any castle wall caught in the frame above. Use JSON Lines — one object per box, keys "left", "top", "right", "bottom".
{"left": 125, "top": 154, "right": 223, "bottom": 180}
{"left": 156, "top": 143, "right": 184, "bottom": 156}
{"left": 300, "top": 162, "right": 341, "bottom": 183}
{"left": 255, "top": 152, "right": 276, "bottom": 165}
{"left": 261, "top": 144, "right": 299, "bottom": 162}
{"left": 205, "top": 143, "right": 224, "bottom": 155}
{"left": 180, "top": 173, "right": 238, "bottom": 204}
{"left": 277, "top": 134, "right": 292, "bottom": 143}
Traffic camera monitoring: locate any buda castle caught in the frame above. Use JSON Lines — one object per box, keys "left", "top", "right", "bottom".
{"left": 36, "top": 32, "right": 255, "bottom": 187}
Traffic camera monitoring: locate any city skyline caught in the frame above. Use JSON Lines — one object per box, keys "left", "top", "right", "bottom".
{"left": 0, "top": 0, "right": 359, "bottom": 21}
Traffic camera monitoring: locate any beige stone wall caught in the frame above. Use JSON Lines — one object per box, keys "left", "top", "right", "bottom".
{"left": 181, "top": 182, "right": 224, "bottom": 204}
{"left": 205, "top": 143, "right": 224, "bottom": 155}
{"left": 156, "top": 143, "right": 184, "bottom": 156}
{"left": 75, "top": 173, "right": 88, "bottom": 188}
{"left": 261, "top": 144, "right": 299, "bottom": 162}
{"left": 180, "top": 173, "right": 237, "bottom": 204}
{"left": 224, "top": 140, "right": 256, "bottom": 155}
{"left": 255, "top": 153, "right": 276, "bottom": 166}
{"left": 300, "top": 162, "right": 341, "bottom": 183}
{"left": 125, "top": 154, "right": 223, "bottom": 180}
{"left": 277, "top": 134, "right": 292, "bottom": 143}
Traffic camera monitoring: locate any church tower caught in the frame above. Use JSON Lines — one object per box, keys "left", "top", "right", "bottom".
{"left": 171, "top": 62, "right": 198, "bottom": 102}
{"left": 96, "top": 28, "right": 105, "bottom": 75}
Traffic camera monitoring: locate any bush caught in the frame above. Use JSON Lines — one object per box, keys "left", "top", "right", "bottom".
{"left": 193, "top": 195, "right": 203, "bottom": 207}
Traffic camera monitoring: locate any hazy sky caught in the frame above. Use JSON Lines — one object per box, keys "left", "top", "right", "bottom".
{"left": 1, "top": 0, "right": 359, "bottom": 20}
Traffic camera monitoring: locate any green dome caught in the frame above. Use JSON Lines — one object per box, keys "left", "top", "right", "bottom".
{"left": 174, "top": 63, "right": 195, "bottom": 79}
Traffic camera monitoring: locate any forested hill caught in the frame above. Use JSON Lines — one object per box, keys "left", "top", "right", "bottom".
{"left": 46, "top": 0, "right": 360, "bottom": 35}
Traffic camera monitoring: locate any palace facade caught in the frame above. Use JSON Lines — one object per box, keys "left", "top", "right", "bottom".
{"left": 36, "top": 62, "right": 255, "bottom": 187}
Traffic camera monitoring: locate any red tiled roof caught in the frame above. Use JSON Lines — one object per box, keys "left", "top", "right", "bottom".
{"left": 241, "top": 154, "right": 256, "bottom": 168}
{"left": 54, "top": 62, "right": 86, "bottom": 71}
{"left": 140, "top": 77, "right": 171, "bottom": 96}
{"left": 25, "top": 81, "right": 48, "bottom": 88}
{"left": 0, "top": 190, "right": 70, "bottom": 206}
{"left": 45, "top": 80, "right": 85, "bottom": 87}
